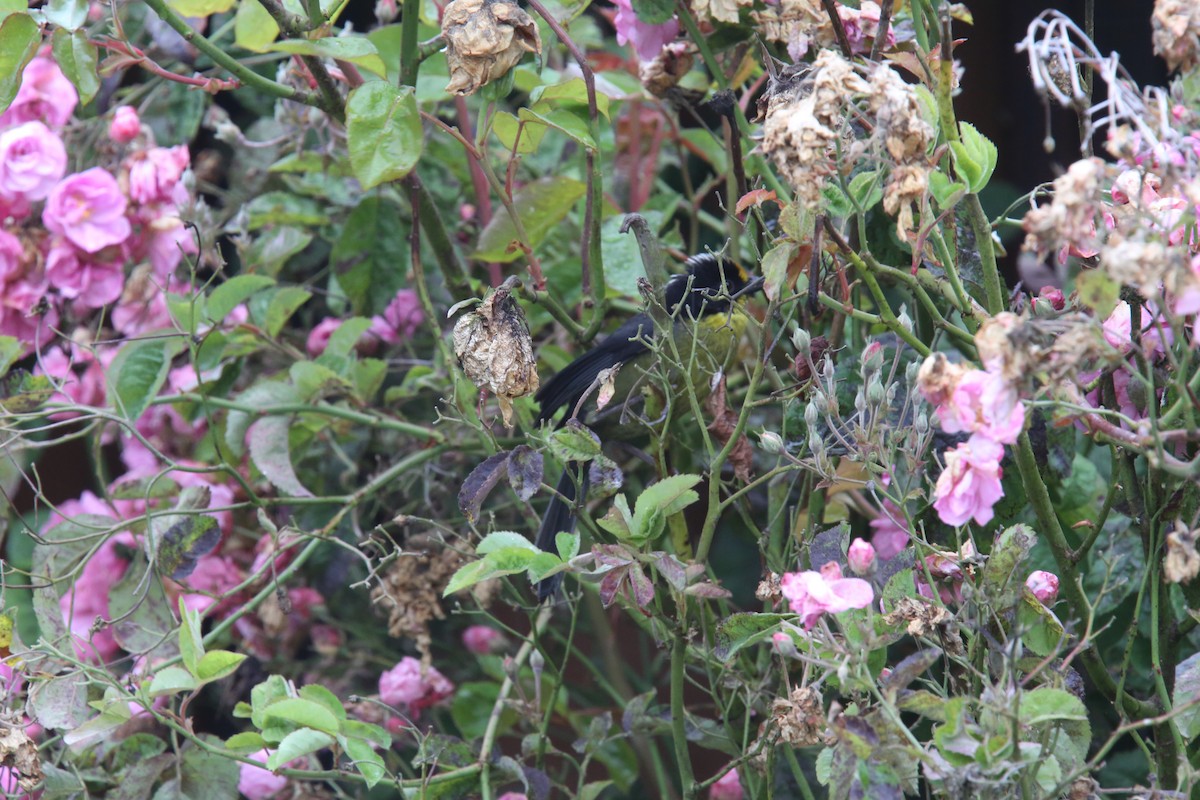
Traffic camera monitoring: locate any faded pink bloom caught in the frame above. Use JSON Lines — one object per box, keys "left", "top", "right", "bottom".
{"left": 839, "top": 1, "right": 895, "bottom": 54}
{"left": 869, "top": 500, "right": 909, "bottom": 560}
{"left": 462, "top": 625, "right": 502, "bottom": 654}
{"left": 126, "top": 145, "right": 190, "bottom": 206}
{"left": 915, "top": 551, "right": 965, "bottom": 605}
{"left": 936, "top": 368, "right": 1025, "bottom": 445}
{"left": 0, "top": 276, "right": 58, "bottom": 350}
{"left": 0, "top": 57, "right": 77, "bottom": 129}
{"left": 37, "top": 344, "right": 109, "bottom": 414}
{"left": 370, "top": 288, "right": 425, "bottom": 344}
{"left": 109, "top": 106, "right": 141, "bottom": 143}
{"left": 847, "top": 538, "right": 875, "bottom": 575}
{"left": 379, "top": 657, "right": 455, "bottom": 713}
{"left": 779, "top": 561, "right": 874, "bottom": 629}
{"left": 933, "top": 436, "right": 1005, "bottom": 527}
{"left": 612, "top": 0, "right": 679, "bottom": 61}
{"left": 497, "top": 794, "right": 528, "bottom": 800}
{"left": 57, "top": 522, "right": 136, "bottom": 662}
{"left": 1026, "top": 570, "right": 1059, "bottom": 604}
{"left": 172, "top": 555, "right": 244, "bottom": 614}
{"left": 0, "top": 228, "right": 23, "bottom": 282}
{"left": 43, "top": 168, "right": 131, "bottom": 253}
{"left": 710, "top": 767, "right": 744, "bottom": 800}
{"left": 770, "top": 631, "right": 797, "bottom": 657}
{"left": 306, "top": 317, "right": 342, "bottom": 357}
{"left": 1032, "top": 285, "right": 1065, "bottom": 315}
{"left": 44, "top": 242, "right": 125, "bottom": 309}
{"left": 0, "top": 765, "right": 39, "bottom": 799}
{"left": 0, "top": 121, "right": 67, "bottom": 202}
{"left": 237, "top": 749, "right": 291, "bottom": 800}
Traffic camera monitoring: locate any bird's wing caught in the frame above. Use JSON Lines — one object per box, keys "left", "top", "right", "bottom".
{"left": 535, "top": 314, "right": 654, "bottom": 424}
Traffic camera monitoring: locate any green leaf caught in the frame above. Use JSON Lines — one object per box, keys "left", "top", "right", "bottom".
{"left": 263, "top": 697, "right": 342, "bottom": 734}
{"left": 0, "top": 13, "right": 38, "bottom": 116}
{"left": 601, "top": 210, "right": 666, "bottom": 298}
{"left": 265, "top": 286, "right": 311, "bottom": 337}
{"left": 529, "top": 77, "right": 611, "bottom": 118}
{"left": 518, "top": 106, "right": 594, "bottom": 149}
{"left": 0, "top": 335, "right": 21, "bottom": 376}
{"left": 345, "top": 81, "right": 422, "bottom": 189}
{"left": 196, "top": 650, "right": 248, "bottom": 683}
{"left": 443, "top": 559, "right": 492, "bottom": 596}
{"left": 630, "top": 0, "right": 673, "bottom": 24}
{"left": 760, "top": 240, "right": 796, "bottom": 302}
{"left": 249, "top": 675, "right": 290, "bottom": 730}
{"left": 450, "top": 682, "right": 502, "bottom": 740}
{"left": 821, "top": 181, "right": 853, "bottom": 218}
{"left": 1018, "top": 687, "right": 1087, "bottom": 725}
{"left": 848, "top": 170, "right": 884, "bottom": 211}
{"left": 270, "top": 36, "right": 386, "bottom": 77}
{"left": 556, "top": 531, "right": 579, "bottom": 561}
{"left": 330, "top": 197, "right": 408, "bottom": 315}
{"left": 953, "top": 122, "right": 998, "bottom": 193}
{"left": 207, "top": 274, "right": 276, "bottom": 322}
{"left": 147, "top": 666, "right": 198, "bottom": 698}
{"left": 178, "top": 598, "right": 204, "bottom": 676}
{"left": 631, "top": 474, "right": 701, "bottom": 542}
{"left": 1016, "top": 591, "right": 1066, "bottom": 657}
{"left": 50, "top": 28, "right": 99, "bottom": 104}
{"left": 0, "top": 370, "right": 53, "bottom": 412}
{"left": 340, "top": 719, "right": 391, "bottom": 748}
{"left": 108, "top": 339, "right": 171, "bottom": 421}
{"left": 492, "top": 110, "right": 546, "bottom": 155}
{"left": 928, "top": 171, "right": 966, "bottom": 208}
{"left": 473, "top": 177, "right": 587, "bottom": 263}
{"left": 178, "top": 743, "right": 240, "bottom": 800}
{"left": 42, "top": 0, "right": 88, "bottom": 28}
{"left": 978, "top": 524, "right": 1035, "bottom": 613}
{"left": 225, "top": 380, "right": 299, "bottom": 458}
{"left": 549, "top": 421, "right": 602, "bottom": 462}
{"left": 234, "top": 0, "right": 279, "bottom": 51}
{"left": 247, "top": 415, "right": 314, "bottom": 498}
{"left": 155, "top": 511, "right": 221, "bottom": 580}
{"left": 224, "top": 731, "right": 268, "bottom": 755}
{"left": 322, "top": 317, "right": 373, "bottom": 359}
{"left": 299, "top": 684, "right": 347, "bottom": 721}
{"left": 476, "top": 531, "right": 540, "bottom": 556}
{"left": 167, "top": 0, "right": 235, "bottom": 15}
{"left": 712, "top": 612, "right": 791, "bottom": 660}
{"left": 342, "top": 736, "right": 387, "bottom": 787}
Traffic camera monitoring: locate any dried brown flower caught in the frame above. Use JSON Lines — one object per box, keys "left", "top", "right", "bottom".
{"left": 1022, "top": 157, "right": 1110, "bottom": 257}
{"left": 371, "top": 534, "right": 466, "bottom": 664}
{"left": 640, "top": 42, "right": 694, "bottom": 99}
{"left": 974, "top": 312, "right": 1026, "bottom": 383}
{"left": 0, "top": 726, "right": 42, "bottom": 793}
{"left": 453, "top": 281, "right": 540, "bottom": 426}
{"left": 443, "top": 0, "right": 541, "bottom": 96}
{"left": 1152, "top": 0, "right": 1200, "bottom": 72}
{"left": 756, "top": 571, "right": 782, "bottom": 603}
{"left": 915, "top": 352, "right": 967, "bottom": 406}
{"left": 1164, "top": 521, "right": 1200, "bottom": 584}
{"left": 769, "top": 685, "right": 827, "bottom": 747}
{"left": 883, "top": 596, "right": 952, "bottom": 637}
{"left": 753, "top": 0, "right": 826, "bottom": 53}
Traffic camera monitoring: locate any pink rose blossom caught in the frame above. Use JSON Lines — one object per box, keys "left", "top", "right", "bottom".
{"left": 379, "top": 657, "right": 455, "bottom": 713}
{"left": 1026, "top": 570, "right": 1059, "bottom": 604}
{"left": 1032, "top": 285, "right": 1065, "bottom": 314}
{"left": 933, "top": 436, "right": 1005, "bottom": 527}
{"left": 612, "top": 0, "right": 679, "bottom": 61}
{"left": 462, "top": 625, "right": 502, "bottom": 654}
{"left": 0, "top": 276, "right": 58, "bottom": 351}
{"left": 43, "top": 168, "right": 131, "bottom": 253}
{"left": 127, "top": 145, "right": 190, "bottom": 206}
{"left": 57, "top": 522, "right": 136, "bottom": 662}
{"left": 0, "top": 57, "right": 77, "bottom": 129}
{"left": 497, "top": 795, "right": 528, "bottom": 800}
{"left": 915, "top": 551, "right": 965, "bottom": 605}
{"left": 44, "top": 242, "right": 125, "bottom": 309}
{"left": 935, "top": 368, "right": 1025, "bottom": 445}
{"left": 779, "top": 561, "right": 874, "bottom": 629}
{"left": 847, "top": 538, "right": 876, "bottom": 575}
{"left": 172, "top": 555, "right": 244, "bottom": 614}
{"left": 770, "top": 631, "right": 797, "bottom": 657}
{"left": 0, "top": 228, "right": 23, "bottom": 282}
{"left": 839, "top": 1, "right": 895, "bottom": 55}
{"left": 0, "top": 121, "right": 68, "bottom": 202}
{"left": 237, "top": 749, "right": 291, "bottom": 800}
{"left": 370, "top": 288, "right": 425, "bottom": 344}
{"left": 306, "top": 317, "right": 342, "bottom": 356}
{"left": 710, "top": 767, "right": 744, "bottom": 800}
{"left": 109, "top": 106, "right": 141, "bottom": 143}
{"left": 869, "top": 500, "right": 909, "bottom": 560}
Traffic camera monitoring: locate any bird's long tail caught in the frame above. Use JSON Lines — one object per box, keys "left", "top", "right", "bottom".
{"left": 534, "top": 463, "right": 589, "bottom": 601}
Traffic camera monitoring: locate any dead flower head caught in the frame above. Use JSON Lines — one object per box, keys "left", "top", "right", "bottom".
{"left": 915, "top": 352, "right": 967, "bottom": 406}
{"left": 1152, "top": 0, "right": 1200, "bottom": 73}
{"left": 640, "top": 42, "right": 694, "bottom": 99}
{"left": 453, "top": 279, "right": 540, "bottom": 426}
{"left": 1164, "top": 520, "right": 1200, "bottom": 584}
{"left": 0, "top": 726, "right": 42, "bottom": 794}
{"left": 769, "top": 685, "right": 827, "bottom": 747}
{"left": 371, "top": 534, "right": 466, "bottom": 664}
{"left": 1022, "top": 157, "right": 1110, "bottom": 258}
{"left": 443, "top": 0, "right": 541, "bottom": 96}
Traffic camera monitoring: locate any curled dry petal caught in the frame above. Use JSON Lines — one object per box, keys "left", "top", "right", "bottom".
{"left": 452, "top": 282, "right": 540, "bottom": 426}
{"left": 443, "top": 0, "right": 542, "bottom": 96}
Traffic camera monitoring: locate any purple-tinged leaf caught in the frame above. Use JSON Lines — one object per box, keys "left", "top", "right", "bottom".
{"left": 458, "top": 451, "right": 510, "bottom": 523}
{"left": 247, "top": 416, "right": 313, "bottom": 497}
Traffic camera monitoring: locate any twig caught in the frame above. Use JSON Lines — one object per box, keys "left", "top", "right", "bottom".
{"left": 820, "top": 0, "right": 854, "bottom": 58}
{"left": 869, "top": 0, "right": 894, "bottom": 61}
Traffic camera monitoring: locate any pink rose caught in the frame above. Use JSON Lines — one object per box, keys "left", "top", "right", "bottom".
{"left": 0, "top": 121, "right": 67, "bottom": 202}
{"left": 869, "top": 500, "right": 909, "bottom": 560}
{"left": 933, "top": 436, "right": 1005, "bottom": 527}
{"left": 935, "top": 368, "right": 1025, "bottom": 445}
{"left": 0, "top": 57, "right": 77, "bottom": 129}
{"left": 43, "top": 168, "right": 131, "bottom": 253}
{"left": 710, "top": 767, "right": 744, "bottom": 800}
{"left": 462, "top": 625, "right": 502, "bottom": 654}
{"left": 306, "top": 317, "right": 343, "bottom": 357}
{"left": 1026, "top": 570, "right": 1059, "bottom": 604}
{"left": 847, "top": 538, "right": 876, "bottom": 575}
{"left": 370, "top": 288, "right": 425, "bottom": 345}
{"left": 779, "top": 561, "right": 874, "bottom": 629}
{"left": 0, "top": 277, "right": 58, "bottom": 351}
{"left": 237, "top": 749, "right": 290, "bottom": 800}
{"left": 58, "top": 524, "right": 136, "bottom": 662}
{"left": 109, "top": 106, "right": 141, "bottom": 143}
{"left": 172, "top": 555, "right": 244, "bottom": 614}
{"left": 916, "top": 551, "right": 966, "bottom": 605}
{"left": 612, "top": 0, "right": 679, "bottom": 61}
{"left": 44, "top": 242, "right": 125, "bottom": 309}
{"left": 497, "top": 795, "right": 528, "bottom": 800}
{"left": 0, "top": 229, "right": 23, "bottom": 282}
{"left": 127, "top": 145, "right": 190, "bottom": 206}
{"left": 379, "top": 657, "right": 454, "bottom": 713}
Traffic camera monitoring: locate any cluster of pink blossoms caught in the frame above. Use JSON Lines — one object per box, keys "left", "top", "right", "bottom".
{"left": 378, "top": 656, "right": 455, "bottom": 728}
{"left": 917, "top": 352, "right": 1026, "bottom": 527}
{"left": 0, "top": 55, "right": 196, "bottom": 354}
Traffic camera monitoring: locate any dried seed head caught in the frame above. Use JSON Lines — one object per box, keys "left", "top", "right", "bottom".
{"left": 1164, "top": 521, "right": 1200, "bottom": 584}
{"left": 443, "top": 0, "right": 541, "bottom": 96}
{"left": 639, "top": 42, "right": 694, "bottom": 98}
{"left": 915, "top": 352, "right": 967, "bottom": 407}
{"left": 769, "top": 685, "right": 826, "bottom": 747}
{"left": 452, "top": 282, "right": 540, "bottom": 426}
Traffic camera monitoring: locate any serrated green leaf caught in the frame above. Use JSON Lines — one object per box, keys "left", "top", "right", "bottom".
{"left": 266, "top": 728, "right": 334, "bottom": 770}
{"left": 108, "top": 339, "right": 171, "bottom": 421}
{"left": 518, "top": 106, "right": 595, "bottom": 149}
{"left": 529, "top": 77, "right": 610, "bottom": 118}
{"left": 549, "top": 421, "right": 601, "bottom": 462}
{"left": 42, "top": 0, "right": 88, "bottom": 29}
{"left": 196, "top": 650, "right": 247, "bottom": 683}
{"left": 476, "top": 531, "right": 540, "bottom": 555}
{"left": 299, "top": 684, "right": 347, "bottom": 721}
{"left": 342, "top": 736, "right": 386, "bottom": 787}
{"left": 848, "top": 170, "right": 884, "bottom": 210}
{"left": 208, "top": 274, "right": 276, "bottom": 322}
{"left": 0, "top": 13, "right": 38, "bottom": 116}
{"left": 631, "top": 474, "right": 701, "bottom": 542}
{"left": 263, "top": 697, "right": 341, "bottom": 734}
{"left": 178, "top": 598, "right": 204, "bottom": 676}
{"left": 955, "top": 122, "right": 997, "bottom": 193}
{"left": 270, "top": 37, "right": 386, "bottom": 77}
{"left": 147, "top": 666, "right": 198, "bottom": 697}
{"left": 492, "top": 110, "right": 546, "bottom": 154}
{"left": 247, "top": 415, "right": 314, "bottom": 498}
{"left": 345, "top": 81, "right": 422, "bottom": 189}
{"left": 224, "top": 731, "right": 268, "bottom": 754}
{"left": 265, "top": 286, "right": 311, "bottom": 337}
{"left": 50, "top": 28, "right": 99, "bottom": 104}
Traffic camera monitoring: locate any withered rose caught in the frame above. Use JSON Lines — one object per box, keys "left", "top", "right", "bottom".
{"left": 443, "top": 0, "right": 541, "bottom": 96}
{"left": 452, "top": 279, "right": 539, "bottom": 426}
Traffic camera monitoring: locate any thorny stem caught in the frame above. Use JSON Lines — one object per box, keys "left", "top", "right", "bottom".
{"left": 140, "top": 0, "right": 312, "bottom": 103}
{"left": 256, "top": 0, "right": 346, "bottom": 121}
{"left": 671, "top": 627, "right": 696, "bottom": 797}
